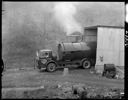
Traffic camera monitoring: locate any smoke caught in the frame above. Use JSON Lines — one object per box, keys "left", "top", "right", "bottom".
{"left": 53, "top": 2, "right": 83, "bottom": 36}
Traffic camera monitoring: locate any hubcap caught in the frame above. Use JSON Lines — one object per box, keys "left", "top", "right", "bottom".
{"left": 83, "top": 61, "right": 90, "bottom": 68}
{"left": 48, "top": 63, "right": 56, "bottom": 71}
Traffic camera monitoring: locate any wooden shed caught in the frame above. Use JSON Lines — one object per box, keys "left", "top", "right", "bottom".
{"left": 81, "top": 25, "right": 124, "bottom": 73}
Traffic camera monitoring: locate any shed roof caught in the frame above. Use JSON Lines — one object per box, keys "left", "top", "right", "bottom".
{"left": 84, "top": 25, "right": 124, "bottom": 30}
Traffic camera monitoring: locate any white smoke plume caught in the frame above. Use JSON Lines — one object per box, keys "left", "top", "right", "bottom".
{"left": 53, "top": 2, "right": 83, "bottom": 36}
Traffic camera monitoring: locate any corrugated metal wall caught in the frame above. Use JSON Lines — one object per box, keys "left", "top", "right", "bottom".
{"left": 95, "top": 27, "right": 124, "bottom": 72}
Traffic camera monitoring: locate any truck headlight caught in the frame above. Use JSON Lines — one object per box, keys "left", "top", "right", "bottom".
{"left": 41, "top": 59, "right": 47, "bottom": 64}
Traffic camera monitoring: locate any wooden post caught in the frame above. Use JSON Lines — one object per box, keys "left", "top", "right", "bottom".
{"left": 63, "top": 68, "right": 69, "bottom": 76}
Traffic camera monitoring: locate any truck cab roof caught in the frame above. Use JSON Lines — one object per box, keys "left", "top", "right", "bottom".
{"left": 40, "top": 49, "right": 52, "bottom": 52}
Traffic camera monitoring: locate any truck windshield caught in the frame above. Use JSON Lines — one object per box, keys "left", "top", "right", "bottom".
{"left": 39, "top": 51, "right": 49, "bottom": 58}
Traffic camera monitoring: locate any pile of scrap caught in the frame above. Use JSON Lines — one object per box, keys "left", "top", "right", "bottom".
{"left": 2, "top": 81, "right": 124, "bottom": 99}
{"left": 102, "top": 64, "right": 116, "bottom": 78}
{"left": 102, "top": 64, "right": 124, "bottom": 79}
{"left": 115, "top": 66, "right": 124, "bottom": 79}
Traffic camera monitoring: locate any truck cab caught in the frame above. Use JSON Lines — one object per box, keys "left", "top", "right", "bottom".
{"left": 35, "top": 49, "right": 57, "bottom": 72}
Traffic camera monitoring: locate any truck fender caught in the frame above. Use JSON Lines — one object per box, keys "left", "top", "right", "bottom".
{"left": 80, "top": 58, "right": 89, "bottom": 66}
{"left": 46, "top": 60, "right": 58, "bottom": 67}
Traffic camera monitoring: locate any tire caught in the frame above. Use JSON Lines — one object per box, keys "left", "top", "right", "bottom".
{"left": 46, "top": 62, "right": 56, "bottom": 72}
{"left": 82, "top": 60, "right": 91, "bottom": 69}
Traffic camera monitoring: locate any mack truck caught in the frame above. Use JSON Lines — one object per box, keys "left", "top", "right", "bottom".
{"left": 35, "top": 42, "right": 96, "bottom": 72}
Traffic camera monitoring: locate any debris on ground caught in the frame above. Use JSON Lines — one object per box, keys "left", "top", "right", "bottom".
{"left": 115, "top": 70, "right": 124, "bottom": 79}
{"left": 7, "top": 82, "right": 122, "bottom": 99}
{"left": 102, "top": 64, "right": 116, "bottom": 79}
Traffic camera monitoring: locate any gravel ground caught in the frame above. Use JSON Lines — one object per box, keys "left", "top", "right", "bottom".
{"left": 2, "top": 68, "right": 124, "bottom": 99}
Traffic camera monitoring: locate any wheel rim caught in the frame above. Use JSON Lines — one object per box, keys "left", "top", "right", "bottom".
{"left": 83, "top": 61, "right": 91, "bottom": 69}
{"left": 47, "top": 63, "right": 56, "bottom": 72}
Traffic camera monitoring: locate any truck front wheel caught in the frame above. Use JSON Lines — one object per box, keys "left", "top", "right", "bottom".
{"left": 82, "top": 60, "right": 91, "bottom": 69}
{"left": 46, "top": 62, "right": 56, "bottom": 72}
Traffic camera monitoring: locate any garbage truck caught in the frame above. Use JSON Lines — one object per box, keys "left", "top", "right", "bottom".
{"left": 35, "top": 42, "right": 96, "bottom": 72}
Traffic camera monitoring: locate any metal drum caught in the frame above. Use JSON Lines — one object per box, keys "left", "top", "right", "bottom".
{"left": 57, "top": 42, "right": 96, "bottom": 61}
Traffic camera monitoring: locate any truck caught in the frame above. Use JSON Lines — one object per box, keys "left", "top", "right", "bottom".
{"left": 35, "top": 42, "right": 96, "bottom": 72}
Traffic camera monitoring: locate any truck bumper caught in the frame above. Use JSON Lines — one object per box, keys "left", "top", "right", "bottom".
{"left": 37, "top": 62, "right": 47, "bottom": 69}
{"left": 40, "top": 67, "right": 46, "bottom": 70}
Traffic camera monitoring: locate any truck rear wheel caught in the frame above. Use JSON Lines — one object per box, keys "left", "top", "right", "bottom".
{"left": 46, "top": 62, "right": 56, "bottom": 72}
{"left": 82, "top": 60, "right": 91, "bottom": 69}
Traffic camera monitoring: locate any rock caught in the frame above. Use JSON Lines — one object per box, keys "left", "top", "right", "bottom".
{"left": 115, "top": 74, "right": 119, "bottom": 79}
{"left": 72, "top": 83, "right": 85, "bottom": 89}
{"left": 40, "top": 85, "right": 44, "bottom": 89}
{"left": 62, "top": 86, "right": 72, "bottom": 93}
{"left": 90, "top": 71, "right": 94, "bottom": 74}
{"left": 79, "top": 90, "right": 88, "bottom": 99}
{"left": 61, "top": 82, "right": 72, "bottom": 89}
{"left": 57, "top": 84, "right": 61, "bottom": 88}
{"left": 116, "top": 72, "right": 124, "bottom": 79}
{"left": 94, "top": 94, "right": 104, "bottom": 99}
{"left": 72, "top": 84, "right": 88, "bottom": 99}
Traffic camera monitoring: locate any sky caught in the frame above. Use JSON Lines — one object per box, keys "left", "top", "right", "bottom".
{"left": 2, "top": 2, "right": 125, "bottom": 37}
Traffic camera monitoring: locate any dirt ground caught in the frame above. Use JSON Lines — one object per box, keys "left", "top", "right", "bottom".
{"left": 2, "top": 68, "right": 124, "bottom": 99}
